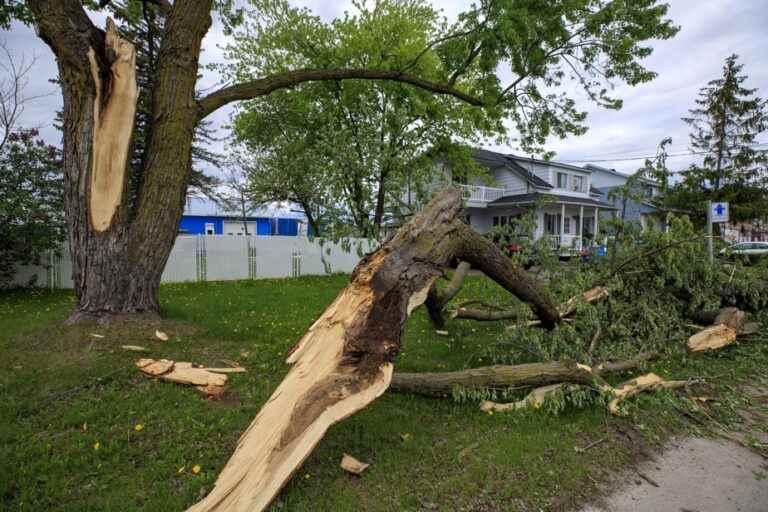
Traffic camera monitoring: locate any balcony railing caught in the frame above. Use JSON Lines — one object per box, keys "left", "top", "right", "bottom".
{"left": 545, "top": 235, "right": 595, "bottom": 252}
{"left": 457, "top": 183, "right": 527, "bottom": 203}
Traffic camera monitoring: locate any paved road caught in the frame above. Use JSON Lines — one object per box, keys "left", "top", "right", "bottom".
{"left": 581, "top": 437, "right": 768, "bottom": 512}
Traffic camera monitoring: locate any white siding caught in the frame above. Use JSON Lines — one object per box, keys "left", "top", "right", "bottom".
{"left": 490, "top": 167, "right": 528, "bottom": 193}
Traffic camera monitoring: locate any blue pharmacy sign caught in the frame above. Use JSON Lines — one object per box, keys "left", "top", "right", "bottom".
{"left": 710, "top": 202, "right": 729, "bottom": 223}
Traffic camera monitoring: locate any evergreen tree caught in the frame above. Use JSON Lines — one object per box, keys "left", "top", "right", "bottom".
{"left": 671, "top": 54, "right": 768, "bottom": 223}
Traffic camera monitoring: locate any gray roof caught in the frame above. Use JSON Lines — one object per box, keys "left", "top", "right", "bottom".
{"left": 473, "top": 148, "right": 553, "bottom": 189}
{"left": 489, "top": 192, "right": 617, "bottom": 209}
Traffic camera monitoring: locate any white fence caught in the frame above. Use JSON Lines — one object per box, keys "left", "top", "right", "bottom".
{"left": 11, "top": 235, "right": 377, "bottom": 289}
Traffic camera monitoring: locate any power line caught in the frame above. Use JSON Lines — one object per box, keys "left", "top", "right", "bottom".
{"left": 559, "top": 141, "right": 768, "bottom": 164}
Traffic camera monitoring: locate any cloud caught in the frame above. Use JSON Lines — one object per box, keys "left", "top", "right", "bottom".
{"left": 2, "top": 0, "right": 766, "bottom": 178}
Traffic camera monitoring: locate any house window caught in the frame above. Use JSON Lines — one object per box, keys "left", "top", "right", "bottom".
{"left": 205, "top": 222, "right": 215, "bottom": 235}
{"left": 572, "top": 175, "right": 584, "bottom": 192}
{"left": 492, "top": 216, "right": 499, "bottom": 226}
{"left": 563, "top": 217, "right": 571, "bottom": 234}
{"left": 500, "top": 216, "right": 508, "bottom": 226}
{"left": 644, "top": 184, "right": 655, "bottom": 198}
{"left": 557, "top": 172, "right": 568, "bottom": 188}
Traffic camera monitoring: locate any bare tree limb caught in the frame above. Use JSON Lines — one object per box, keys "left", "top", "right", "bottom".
{"left": 196, "top": 68, "right": 484, "bottom": 120}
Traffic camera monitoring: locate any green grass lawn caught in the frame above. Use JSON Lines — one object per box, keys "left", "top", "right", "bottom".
{"left": 1, "top": 275, "right": 766, "bottom": 511}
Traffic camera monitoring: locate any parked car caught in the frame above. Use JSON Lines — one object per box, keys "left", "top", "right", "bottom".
{"left": 720, "top": 241, "right": 768, "bottom": 259}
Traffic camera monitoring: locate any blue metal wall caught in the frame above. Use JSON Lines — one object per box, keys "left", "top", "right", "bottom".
{"left": 179, "top": 215, "right": 299, "bottom": 236}
{"left": 179, "top": 216, "right": 223, "bottom": 235}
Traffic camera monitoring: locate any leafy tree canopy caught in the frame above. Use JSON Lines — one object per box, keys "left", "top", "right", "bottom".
{"left": 0, "top": 128, "right": 64, "bottom": 286}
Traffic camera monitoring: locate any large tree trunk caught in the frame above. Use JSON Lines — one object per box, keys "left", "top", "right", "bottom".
{"left": 30, "top": 0, "right": 212, "bottom": 323}
{"left": 189, "top": 188, "right": 560, "bottom": 511}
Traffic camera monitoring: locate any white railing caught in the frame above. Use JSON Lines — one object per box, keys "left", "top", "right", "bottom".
{"left": 545, "top": 235, "right": 592, "bottom": 252}
{"left": 457, "top": 183, "right": 527, "bottom": 203}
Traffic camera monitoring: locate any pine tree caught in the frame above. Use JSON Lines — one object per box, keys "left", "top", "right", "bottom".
{"left": 676, "top": 54, "right": 768, "bottom": 223}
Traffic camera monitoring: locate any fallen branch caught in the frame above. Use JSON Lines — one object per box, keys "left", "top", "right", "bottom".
{"left": 607, "top": 373, "right": 693, "bottom": 415}
{"left": 424, "top": 261, "right": 471, "bottom": 328}
{"left": 390, "top": 352, "right": 657, "bottom": 397}
{"left": 453, "top": 286, "right": 609, "bottom": 324}
{"left": 479, "top": 371, "right": 695, "bottom": 417}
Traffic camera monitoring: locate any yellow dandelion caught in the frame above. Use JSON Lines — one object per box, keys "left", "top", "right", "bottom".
{"left": 192, "top": 464, "right": 201, "bottom": 475}
{"left": 134, "top": 424, "right": 144, "bottom": 432}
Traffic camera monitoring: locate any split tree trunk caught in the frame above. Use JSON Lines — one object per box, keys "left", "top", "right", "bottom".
{"left": 189, "top": 188, "right": 560, "bottom": 511}
{"left": 29, "top": 1, "right": 213, "bottom": 323}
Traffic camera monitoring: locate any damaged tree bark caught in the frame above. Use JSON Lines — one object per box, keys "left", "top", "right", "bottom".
{"left": 189, "top": 189, "right": 560, "bottom": 512}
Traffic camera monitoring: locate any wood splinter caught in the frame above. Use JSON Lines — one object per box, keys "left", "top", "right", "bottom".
{"left": 87, "top": 18, "right": 138, "bottom": 232}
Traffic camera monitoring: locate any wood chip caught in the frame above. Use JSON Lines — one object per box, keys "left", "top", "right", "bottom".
{"left": 340, "top": 453, "right": 370, "bottom": 475}
{"left": 202, "top": 367, "right": 247, "bottom": 374}
{"left": 435, "top": 330, "right": 449, "bottom": 336}
{"left": 136, "top": 358, "right": 174, "bottom": 376}
{"left": 121, "top": 345, "right": 149, "bottom": 352}
{"left": 90, "top": 333, "right": 105, "bottom": 338}
{"left": 155, "top": 330, "right": 169, "bottom": 341}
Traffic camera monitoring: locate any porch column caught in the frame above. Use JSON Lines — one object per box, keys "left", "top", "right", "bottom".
{"left": 594, "top": 206, "right": 599, "bottom": 242}
{"left": 560, "top": 203, "right": 566, "bottom": 246}
{"left": 579, "top": 205, "right": 584, "bottom": 250}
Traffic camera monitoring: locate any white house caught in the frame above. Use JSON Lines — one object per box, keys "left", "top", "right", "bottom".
{"left": 440, "top": 149, "right": 616, "bottom": 251}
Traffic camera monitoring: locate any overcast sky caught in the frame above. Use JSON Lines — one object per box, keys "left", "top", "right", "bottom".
{"left": 2, "top": 0, "right": 767, "bottom": 176}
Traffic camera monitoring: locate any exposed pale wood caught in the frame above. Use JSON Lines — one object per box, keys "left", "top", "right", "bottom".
{"left": 201, "top": 367, "right": 247, "bottom": 374}
{"left": 136, "top": 358, "right": 174, "bottom": 376}
{"left": 480, "top": 368, "right": 690, "bottom": 416}
{"left": 162, "top": 366, "right": 227, "bottom": 387}
{"left": 687, "top": 324, "right": 738, "bottom": 352}
{"left": 607, "top": 373, "right": 691, "bottom": 415}
{"left": 135, "top": 359, "right": 229, "bottom": 387}
{"left": 155, "top": 330, "right": 169, "bottom": 341}
{"left": 559, "top": 286, "right": 610, "bottom": 317}
{"left": 87, "top": 18, "right": 138, "bottom": 232}
{"left": 121, "top": 345, "right": 149, "bottom": 352}
{"left": 340, "top": 454, "right": 370, "bottom": 475}
{"left": 480, "top": 383, "right": 572, "bottom": 412}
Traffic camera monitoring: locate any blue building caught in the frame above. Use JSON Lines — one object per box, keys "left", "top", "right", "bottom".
{"left": 179, "top": 197, "right": 306, "bottom": 236}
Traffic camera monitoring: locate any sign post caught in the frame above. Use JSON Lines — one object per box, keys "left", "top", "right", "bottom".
{"left": 707, "top": 201, "right": 729, "bottom": 263}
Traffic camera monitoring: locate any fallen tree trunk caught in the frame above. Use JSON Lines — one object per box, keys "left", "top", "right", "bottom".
{"left": 189, "top": 189, "right": 560, "bottom": 512}
{"left": 390, "top": 352, "right": 657, "bottom": 397}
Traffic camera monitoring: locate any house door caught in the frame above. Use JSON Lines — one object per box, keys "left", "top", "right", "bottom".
{"left": 544, "top": 213, "right": 561, "bottom": 235}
